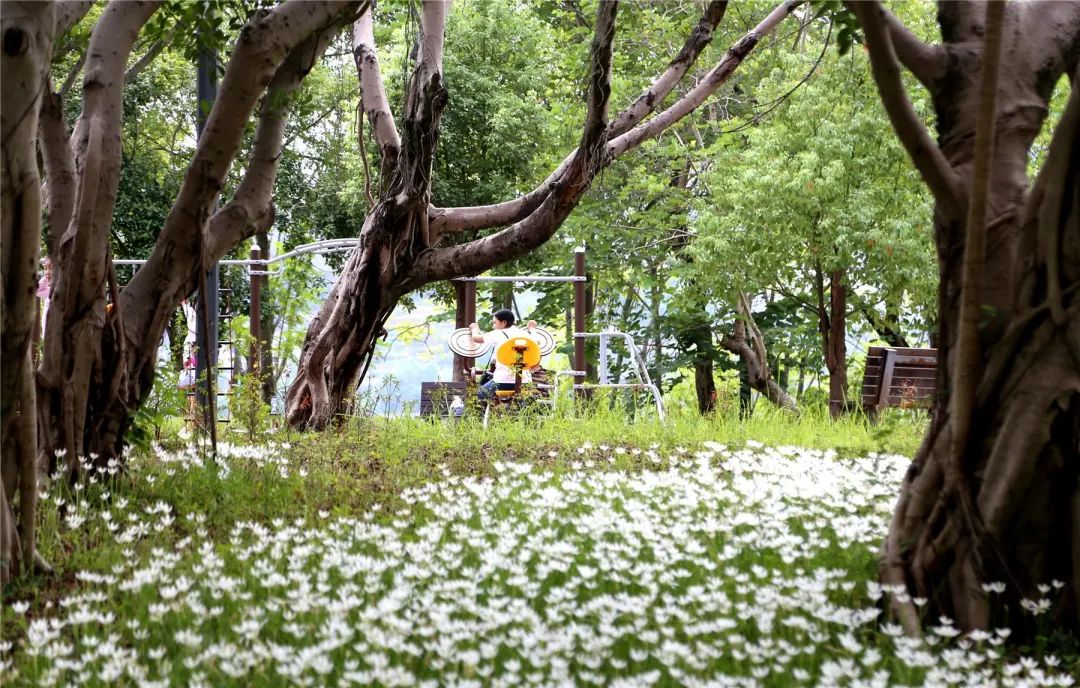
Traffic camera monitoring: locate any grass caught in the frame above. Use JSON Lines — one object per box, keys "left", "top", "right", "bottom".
{"left": 2, "top": 406, "right": 1074, "bottom": 685}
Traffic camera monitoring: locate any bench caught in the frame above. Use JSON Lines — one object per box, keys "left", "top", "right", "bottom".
{"left": 860, "top": 346, "right": 937, "bottom": 417}
{"left": 419, "top": 381, "right": 469, "bottom": 417}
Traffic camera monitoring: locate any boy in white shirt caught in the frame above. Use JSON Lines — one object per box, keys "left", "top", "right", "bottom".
{"left": 470, "top": 309, "right": 537, "bottom": 400}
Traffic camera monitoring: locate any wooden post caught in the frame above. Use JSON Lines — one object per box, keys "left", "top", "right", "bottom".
{"left": 876, "top": 347, "right": 897, "bottom": 414}
{"left": 464, "top": 280, "right": 477, "bottom": 374}
{"left": 249, "top": 247, "right": 261, "bottom": 378}
{"left": 574, "top": 248, "right": 586, "bottom": 398}
{"left": 453, "top": 280, "right": 467, "bottom": 382}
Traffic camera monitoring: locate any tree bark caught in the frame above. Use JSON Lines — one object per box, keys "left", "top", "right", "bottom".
{"left": 827, "top": 269, "right": 848, "bottom": 417}
{"left": 855, "top": 0, "right": 1080, "bottom": 634}
{"left": 694, "top": 357, "right": 717, "bottom": 415}
{"left": 34, "top": 1, "right": 361, "bottom": 468}
{"left": 814, "top": 264, "right": 848, "bottom": 418}
{"left": 256, "top": 232, "right": 274, "bottom": 404}
{"left": 286, "top": 0, "right": 457, "bottom": 429}
{"left": 37, "top": 1, "right": 162, "bottom": 477}
{"left": 1, "top": 0, "right": 55, "bottom": 584}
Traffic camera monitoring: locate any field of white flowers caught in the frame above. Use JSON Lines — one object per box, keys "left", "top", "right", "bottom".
{"left": 1, "top": 440, "right": 1074, "bottom": 687}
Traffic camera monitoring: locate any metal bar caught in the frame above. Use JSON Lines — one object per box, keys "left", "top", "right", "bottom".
{"left": 574, "top": 331, "right": 653, "bottom": 385}
{"left": 574, "top": 248, "right": 586, "bottom": 398}
{"left": 114, "top": 258, "right": 266, "bottom": 266}
{"left": 598, "top": 333, "right": 609, "bottom": 384}
{"left": 249, "top": 247, "right": 261, "bottom": 381}
{"left": 114, "top": 238, "right": 363, "bottom": 270}
{"left": 570, "top": 330, "right": 664, "bottom": 420}
{"left": 195, "top": 38, "right": 219, "bottom": 438}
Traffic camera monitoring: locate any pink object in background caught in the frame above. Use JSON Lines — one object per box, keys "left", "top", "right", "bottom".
{"left": 37, "top": 257, "right": 51, "bottom": 299}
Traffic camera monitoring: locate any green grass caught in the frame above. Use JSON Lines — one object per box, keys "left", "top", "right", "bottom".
{"left": 7, "top": 404, "right": 924, "bottom": 614}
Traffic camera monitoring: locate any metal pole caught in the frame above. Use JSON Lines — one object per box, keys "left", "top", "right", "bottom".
{"left": 453, "top": 280, "right": 466, "bottom": 382}
{"left": 599, "top": 333, "right": 609, "bottom": 384}
{"left": 249, "top": 247, "right": 261, "bottom": 379}
{"left": 574, "top": 247, "right": 586, "bottom": 398}
{"left": 464, "top": 279, "right": 477, "bottom": 374}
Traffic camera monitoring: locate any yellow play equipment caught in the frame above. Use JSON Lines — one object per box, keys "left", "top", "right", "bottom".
{"left": 492, "top": 335, "right": 543, "bottom": 400}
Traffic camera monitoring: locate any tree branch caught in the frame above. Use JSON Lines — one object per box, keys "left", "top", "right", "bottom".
{"left": 607, "top": 0, "right": 800, "bottom": 158}
{"left": 352, "top": 7, "right": 400, "bottom": 185}
{"left": 102, "top": 5, "right": 370, "bottom": 420}
{"left": 430, "top": 0, "right": 732, "bottom": 236}
{"left": 58, "top": 48, "right": 86, "bottom": 99}
{"left": 404, "top": 0, "right": 619, "bottom": 285}
{"left": 124, "top": 38, "right": 166, "bottom": 83}
{"left": 55, "top": 0, "right": 94, "bottom": 37}
{"left": 393, "top": 0, "right": 450, "bottom": 199}
{"left": 849, "top": 1, "right": 965, "bottom": 219}
{"left": 719, "top": 294, "right": 797, "bottom": 411}
{"left": 879, "top": 3, "right": 945, "bottom": 89}
{"left": 207, "top": 24, "right": 341, "bottom": 261}
{"left": 38, "top": 82, "right": 76, "bottom": 255}
{"left": 608, "top": 0, "right": 729, "bottom": 138}
{"left": 124, "top": 0, "right": 365, "bottom": 319}
{"left": 52, "top": 0, "right": 160, "bottom": 277}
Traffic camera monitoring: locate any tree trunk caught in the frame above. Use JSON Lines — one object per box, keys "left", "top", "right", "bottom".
{"left": 1, "top": 0, "right": 55, "bottom": 584}
{"left": 827, "top": 269, "right": 847, "bottom": 417}
{"left": 852, "top": 0, "right": 1080, "bottom": 633}
{"left": 815, "top": 264, "right": 848, "bottom": 417}
{"left": 35, "top": 3, "right": 355, "bottom": 468}
{"left": 720, "top": 293, "right": 797, "bottom": 412}
{"left": 694, "top": 356, "right": 717, "bottom": 414}
{"left": 284, "top": 206, "right": 423, "bottom": 428}
{"left": 286, "top": 0, "right": 453, "bottom": 430}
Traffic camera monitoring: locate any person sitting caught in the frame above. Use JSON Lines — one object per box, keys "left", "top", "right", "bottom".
{"left": 469, "top": 309, "right": 537, "bottom": 401}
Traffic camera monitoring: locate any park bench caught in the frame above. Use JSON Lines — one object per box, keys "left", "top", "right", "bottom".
{"left": 419, "top": 381, "right": 469, "bottom": 418}
{"left": 860, "top": 346, "right": 938, "bottom": 417}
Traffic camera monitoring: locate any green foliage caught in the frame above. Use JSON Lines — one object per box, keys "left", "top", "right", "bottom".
{"left": 686, "top": 33, "right": 938, "bottom": 368}
{"left": 228, "top": 372, "right": 271, "bottom": 442}
{"left": 261, "top": 254, "right": 324, "bottom": 396}
{"left": 47, "top": 0, "right": 948, "bottom": 430}
{"left": 128, "top": 367, "right": 187, "bottom": 452}
{"left": 433, "top": 1, "right": 560, "bottom": 208}
{"left": 812, "top": 1, "right": 861, "bottom": 54}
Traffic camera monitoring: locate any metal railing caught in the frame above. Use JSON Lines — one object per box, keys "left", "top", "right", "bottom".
{"left": 571, "top": 331, "right": 665, "bottom": 421}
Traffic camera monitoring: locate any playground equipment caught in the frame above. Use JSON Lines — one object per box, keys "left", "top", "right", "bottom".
{"left": 114, "top": 241, "right": 665, "bottom": 422}
{"left": 427, "top": 248, "right": 666, "bottom": 422}
{"left": 448, "top": 325, "right": 558, "bottom": 426}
